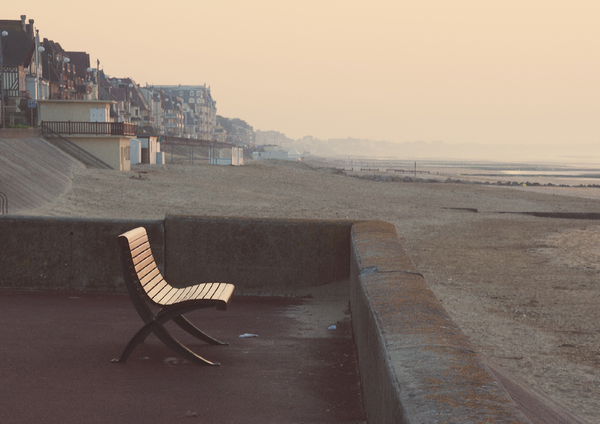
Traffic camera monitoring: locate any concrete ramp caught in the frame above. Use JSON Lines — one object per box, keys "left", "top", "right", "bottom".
{"left": 0, "top": 137, "right": 84, "bottom": 214}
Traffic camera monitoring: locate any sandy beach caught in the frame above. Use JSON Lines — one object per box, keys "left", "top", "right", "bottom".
{"left": 17, "top": 158, "right": 600, "bottom": 423}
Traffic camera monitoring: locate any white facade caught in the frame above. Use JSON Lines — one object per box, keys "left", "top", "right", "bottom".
{"left": 252, "top": 147, "right": 302, "bottom": 161}
{"left": 38, "top": 100, "right": 113, "bottom": 122}
{"left": 136, "top": 136, "right": 160, "bottom": 164}
{"left": 210, "top": 146, "right": 243, "bottom": 166}
{"left": 130, "top": 138, "right": 142, "bottom": 164}
{"left": 288, "top": 147, "right": 302, "bottom": 162}
{"left": 252, "top": 150, "right": 288, "bottom": 160}
{"left": 232, "top": 147, "right": 244, "bottom": 166}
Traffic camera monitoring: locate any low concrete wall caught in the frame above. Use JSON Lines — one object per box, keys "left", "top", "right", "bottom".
{"left": 0, "top": 216, "right": 163, "bottom": 291}
{"left": 0, "top": 215, "right": 352, "bottom": 295}
{"left": 350, "top": 221, "right": 529, "bottom": 423}
{"left": 0, "top": 128, "right": 42, "bottom": 139}
{"left": 164, "top": 215, "right": 353, "bottom": 295}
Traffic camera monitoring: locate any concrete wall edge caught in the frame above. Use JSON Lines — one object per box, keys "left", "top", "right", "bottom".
{"left": 350, "top": 220, "right": 532, "bottom": 423}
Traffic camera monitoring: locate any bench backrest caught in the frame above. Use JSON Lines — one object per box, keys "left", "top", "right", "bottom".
{"left": 118, "top": 227, "right": 170, "bottom": 306}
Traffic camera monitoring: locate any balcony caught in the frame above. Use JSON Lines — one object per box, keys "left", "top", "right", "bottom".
{"left": 41, "top": 121, "right": 136, "bottom": 137}
{"left": 5, "top": 90, "right": 31, "bottom": 99}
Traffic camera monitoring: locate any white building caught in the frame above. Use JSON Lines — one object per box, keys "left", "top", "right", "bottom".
{"left": 288, "top": 146, "right": 302, "bottom": 162}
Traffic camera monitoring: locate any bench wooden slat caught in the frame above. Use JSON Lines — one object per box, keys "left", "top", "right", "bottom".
{"left": 142, "top": 273, "right": 164, "bottom": 294}
{"left": 171, "top": 286, "right": 194, "bottom": 304}
{"left": 162, "top": 284, "right": 225, "bottom": 306}
{"left": 211, "top": 283, "right": 228, "bottom": 300}
{"left": 181, "top": 284, "right": 204, "bottom": 303}
{"left": 214, "top": 284, "right": 234, "bottom": 310}
{"left": 139, "top": 267, "right": 161, "bottom": 287}
{"left": 131, "top": 246, "right": 151, "bottom": 264}
{"left": 129, "top": 235, "right": 150, "bottom": 252}
{"left": 131, "top": 246, "right": 150, "bottom": 260}
{"left": 134, "top": 253, "right": 155, "bottom": 274}
{"left": 196, "top": 283, "right": 214, "bottom": 299}
{"left": 146, "top": 280, "right": 170, "bottom": 300}
{"left": 156, "top": 286, "right": 180, "bottom": 304}
{"left": 137, "top": 261, "right": 156, "bottom": 280}
{"left": 203, "top": 283, "right": 221, "bottom": 300}
{"left": 178, "top": 284, "right": 210, "bottom": 304}
{"left": 128, "top": 234, "right": 149, "bottom": 252}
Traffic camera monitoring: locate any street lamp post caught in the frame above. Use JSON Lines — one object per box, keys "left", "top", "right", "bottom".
{"left": 86, "top": 67, "right": 93, "bottom": 100}
{"left": 61, "top": 57, "right": 70, "bottom": 100}
{"left": 35, "top": 30, "right": 45, "bottom": 127}
{"left": 35, "top": 35, "right": 44, "bottom": 101}
{"left": 128, "top": 83, "right": 133, "bottom": 123}
{"left": 0, "top": 30, "right": 8, "bottom": 128}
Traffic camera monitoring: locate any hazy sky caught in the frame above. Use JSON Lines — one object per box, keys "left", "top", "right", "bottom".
{"left": 5, "top": 1, "right": 600, "bottom": 150}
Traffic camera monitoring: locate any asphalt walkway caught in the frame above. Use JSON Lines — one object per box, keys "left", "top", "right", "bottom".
{"left": 0, "top": 291, "right": 366, "bottom": 424}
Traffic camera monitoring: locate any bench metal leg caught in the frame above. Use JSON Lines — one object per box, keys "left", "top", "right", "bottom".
{"left": 173, "top": 315, "right": 228, "bottom": 346}
{"left": 113, "top": 317, "right": 221, "bottom": 366}
{"left": 152, "top": 322, "right": 220, "bottom": 366}
{"left": 112, "top": 321, "right": 156, "bottom": 364}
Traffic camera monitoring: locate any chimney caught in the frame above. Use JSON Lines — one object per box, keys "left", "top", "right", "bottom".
{"left": 27, "top": 19, "right": 34, "bottom": 37}
{"left": 21, "top": 15, "right": 26, "bottom": 31}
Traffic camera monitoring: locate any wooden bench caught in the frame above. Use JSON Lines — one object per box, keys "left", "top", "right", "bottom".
{"left": 112, "top": 227, "right": 235, "bottom": 366}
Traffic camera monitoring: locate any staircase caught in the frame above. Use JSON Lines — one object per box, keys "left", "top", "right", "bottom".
{"left": 43, "top": 130, "right": 113, "bottom": 170}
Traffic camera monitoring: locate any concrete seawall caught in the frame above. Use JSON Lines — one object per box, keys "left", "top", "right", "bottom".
{"left": 350, "top": 221, "right": 529, "bottom": 423}
{"left": 0, "top": 137, "right": 83, "bottom": 213}
{"left": 164, "top": 214, "right": 353, "bottom": 295}
{"left": 0, "top": 215, "right": 530, "bottom": 423}
{"left": 0, "top": 216, "right": 164, "bottom": 291}
{"left": 0, "top": 215, "right": 351, "bottom": 295}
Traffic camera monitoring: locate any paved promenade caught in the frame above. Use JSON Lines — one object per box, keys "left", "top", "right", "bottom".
{"left": 0, "top": 291, "right": 366, "bottom": 424}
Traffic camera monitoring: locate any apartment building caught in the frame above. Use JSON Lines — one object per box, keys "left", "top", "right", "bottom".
{"left": 149, "top": 84, "right": 217, "bottom": 140}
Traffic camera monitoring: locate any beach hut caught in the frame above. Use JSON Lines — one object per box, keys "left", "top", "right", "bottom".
{"left": 288, "top": 146, "right": 302, "bottom": 162}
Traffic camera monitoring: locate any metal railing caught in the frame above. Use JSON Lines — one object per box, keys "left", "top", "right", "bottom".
{"left": 42, "top": 128, "right": 114, "bottom": 169}
{"left": 4, "top": 89, "right": 30, "bottom": 98}
{"left": 0, "top": 191, "right": 7, "bottom": 215}
{"left": 41, "top": 121, "right": 136, "bottom": 137}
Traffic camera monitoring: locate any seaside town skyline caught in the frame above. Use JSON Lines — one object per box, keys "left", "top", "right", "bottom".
{"left": 2, "top": 1, "right": 599, "bottom": 161}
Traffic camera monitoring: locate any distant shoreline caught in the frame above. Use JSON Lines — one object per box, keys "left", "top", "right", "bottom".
{"left": 304, "top": 157, "right": 600, "bottom": 190}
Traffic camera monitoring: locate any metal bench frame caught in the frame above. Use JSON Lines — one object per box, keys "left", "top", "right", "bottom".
{"left": 113, "top": 227, "right": 235, "bottom": 366}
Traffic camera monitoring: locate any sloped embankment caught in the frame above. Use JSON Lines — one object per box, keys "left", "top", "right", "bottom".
{"left": 0, "top": 137, "right": 83, "bottom": 214}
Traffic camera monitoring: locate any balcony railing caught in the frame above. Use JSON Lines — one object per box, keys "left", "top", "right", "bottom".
{"left": 4, "top": 90, "right": 31, "bottom": 99}
{"left": 41, "top": 121, "right": 136, "bottom": 137}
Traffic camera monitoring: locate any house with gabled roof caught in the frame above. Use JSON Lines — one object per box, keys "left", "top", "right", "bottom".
{"left": 97, "top": 75, "right": 150, "bottom": 128}
{"left": 0, "top": 15, "right": 36, "bottom": 127}
{"left": 138, "top": 87, "right": 162, "bottom": 134}
{"left": 65, "top": 51, "right": 94, "bottom": 100}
